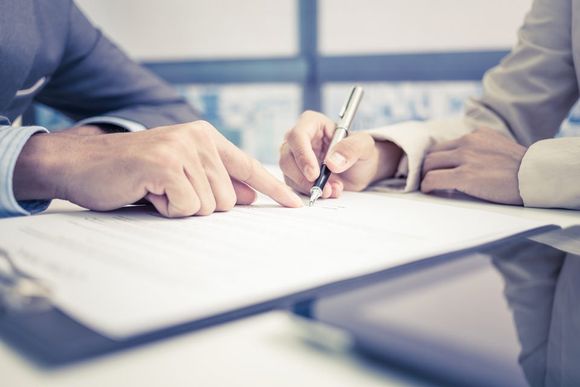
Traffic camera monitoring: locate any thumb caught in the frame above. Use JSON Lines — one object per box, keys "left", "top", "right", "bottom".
{"left": 325, "top": 133, "right": 375, "bottom": 173}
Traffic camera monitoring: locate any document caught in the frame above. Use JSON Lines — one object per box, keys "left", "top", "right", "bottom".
{"left": 0, "top": 192, "right": 547, "bottom": 339}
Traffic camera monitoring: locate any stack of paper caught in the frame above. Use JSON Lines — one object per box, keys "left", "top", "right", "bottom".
{"left": 0, "top": 192, "right": 547, "bottom": 338}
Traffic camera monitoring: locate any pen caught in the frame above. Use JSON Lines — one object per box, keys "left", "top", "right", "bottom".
{"left": 308, "top": 86, "right": 364, "bottom": 206}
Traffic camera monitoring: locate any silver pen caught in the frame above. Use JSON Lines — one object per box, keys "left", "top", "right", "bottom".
{"left": 309, "top": 86, "right": 364, "bottom": 206}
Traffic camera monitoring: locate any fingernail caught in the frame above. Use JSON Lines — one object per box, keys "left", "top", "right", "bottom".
{"left": 304, "top": 165, "right": 316, "bottom": 180}
{"left": 322, "top": 184, "right": 333, "bottom": 199}
{"left": 290, "top": 191, "right": 303, "bottom": 207}
{"left": 329, "top": 152, "right": 347, "bottom": 166}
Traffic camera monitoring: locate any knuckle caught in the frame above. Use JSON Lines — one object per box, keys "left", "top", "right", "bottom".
{"left": 420, "top": 173, "right": 434, "bottom": 191}
{"left": 239, "top": 157, "right": 259, "bottom": 183}
{"left": 301, "top": 110, "right": 319, "bottom": 119}
{"left": 462, "top": 134, "right": 477, "bottom": 147}
{"left": 168, "top": 203, "right": 196, "bottom": 218}
{"left": 351, "top": 181, "right": 368, "bottom": 192}
{"left": 197, "top": 199, "right": 217, "bottom": 216}
{"left": 181, "top": 120, "right": 217, "bottom": 143}
{"left": 216, "top": 193, "right": 236, "bottom": 212}
{"left": 192, "top": 120, "right": 214, "bottom": 136}
{"left": 358, "top": 132, "right": 374, "bottom": 148}
{"left": 282, "top": 129, "right": 293, "bottom": 142}
{"left": 424, "top": 169, "right": 437, "bottom": 182}
{"left": 474, "top": 127, "right": 492, "bottom": 137}
{"left": 196, "top": 206, "right": 215, "bottom": 217}
{"left": 214, "top": 180, "right": 236, "bottom": 211}
{"left": 160, "top": 127, "right": 186, "bottom": 142}
{"left": 198, "top": 145, "right": 218, "bottom": 168}
{"left": 297, "top": 174, "right": 311, "bottom": 189}
{"left": 336, "top": 141, "right": 355, "bottom": 158}
{"left": 456, "top": 165, "right": 473, "bottom": 180}
{"left": 218, "top": 146, "right": 234, "bottom": 168}
{"left": 422, "top": 154, "right": 433, "bottom": 170}
{"left": 284, "top": 175, "right": 307, "bottom": 195}
{"left": 271, "top": 183, "right": 290, "bottom": 199}
{"left": 278, "top": 153, "right": 292, "bottom": 172}
{"left": 456, "top": 148, "right": 469, "bottom": 163}
{"left": 151, "top": 143, "right": 181, "bottom": 168}
{"left": 285, "top": 129, "right": 302, "bottom": 145}
{"left": 283, "top": 175, "right": 296, "bottom": 189}
{"left": 302, "top": 110, "right": 328, "bottom": 123}
{"left": 189, "top": 199, "right": 202, "bottom": 216}
{"left": 191, "top": 120, "right": 214, "bottom": 131}
{"left": 294, "top": 148, "right": 310, "bottom": 167}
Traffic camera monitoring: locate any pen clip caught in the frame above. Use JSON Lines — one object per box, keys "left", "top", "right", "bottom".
{"left": 339, "top": 87, "right": 357, "bottom": 119}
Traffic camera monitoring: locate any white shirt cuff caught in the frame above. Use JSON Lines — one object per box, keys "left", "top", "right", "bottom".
{"left": 0, "top": 125, "right": 51, "bottom": 217}
{"left": 76, "top": 116, "right": 146, "bottom": 132}
{"left": 365, "top": 117, "right": 472, "bottom": 193}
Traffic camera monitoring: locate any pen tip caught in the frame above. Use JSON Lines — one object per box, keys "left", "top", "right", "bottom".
{"left": 308, "top": 187, "right": 322, "bottom": 208}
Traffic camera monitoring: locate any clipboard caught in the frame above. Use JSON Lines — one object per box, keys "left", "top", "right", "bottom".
{"left": 0, "top": 225, "right": 559, "bottom": 366}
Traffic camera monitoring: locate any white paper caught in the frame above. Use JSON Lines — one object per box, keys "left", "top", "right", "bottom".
{"left": 0, "top": 192, "right": 546, "bottom": 339}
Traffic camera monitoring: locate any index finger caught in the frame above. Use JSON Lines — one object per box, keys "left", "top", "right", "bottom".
{"left": 219, "top": 140, "right": 303, "bottom": 208}
{"left": 285, "top": 111, "right": 336, "bottom": 181}
{"left": 427, "top": 138, "right": 461, "bottom": 154}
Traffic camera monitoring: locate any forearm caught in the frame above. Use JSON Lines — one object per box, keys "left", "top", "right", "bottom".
{"left": 13, "top": 126, "right": 121, "bottom": 202}
{"left": 13, "top": 132, "right": 71, "bottom": 201}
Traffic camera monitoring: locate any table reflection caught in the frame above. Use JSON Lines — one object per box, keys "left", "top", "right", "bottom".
{"left": 491, "top": 228, "right": 580, "bottom": 387}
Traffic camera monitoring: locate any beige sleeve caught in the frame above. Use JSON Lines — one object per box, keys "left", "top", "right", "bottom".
{"left": 464, "top": 0, "right": 579, "bottom": 209}
{"left": 518, "top": 138, "right": 580, "bottom": 209}
{"left": 365, "top": 117, "right": 473, "bottom": 192}
{"left": 464, "top": 0, "right": 578, "bottom": 146}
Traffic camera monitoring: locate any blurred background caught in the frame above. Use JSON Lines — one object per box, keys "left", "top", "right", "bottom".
{"left": 37, "top": 0, "right": 580, "bottom": 163}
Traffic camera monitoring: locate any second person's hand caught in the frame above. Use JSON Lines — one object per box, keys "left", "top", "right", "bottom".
{"left": 279, "top": 111, "right": 403, "bottom": 199}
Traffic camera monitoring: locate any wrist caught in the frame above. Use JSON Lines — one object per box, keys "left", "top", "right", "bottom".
{"left": 13, "top": 132, "right": 71, "bottom": 201}
{"left": 372, "top": 140, "right": 404, "bottom": 183}
{"left": 60, "top": 125, "right": 108, "bottom": 136}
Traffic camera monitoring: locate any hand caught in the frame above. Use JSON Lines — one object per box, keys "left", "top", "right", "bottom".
{"left": 279, "top": 111, "right": 403, "bottom": 198}
{"left": 421, "top": 128, "right": 527, "bottom": 205}
{"left": 14, "top": 121, "right": 303, "bottom": 217}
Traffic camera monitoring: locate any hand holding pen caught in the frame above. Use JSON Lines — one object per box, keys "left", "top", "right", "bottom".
{"left": 279, "top": 86, "right": 404, "bottom": 204}
{"left": 308, "top": 86, "right": 364, "bottom": 206}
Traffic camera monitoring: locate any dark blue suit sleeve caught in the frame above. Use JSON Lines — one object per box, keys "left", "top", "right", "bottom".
{"left": 35, "top": 3, "right": 199, "bottom": 129}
